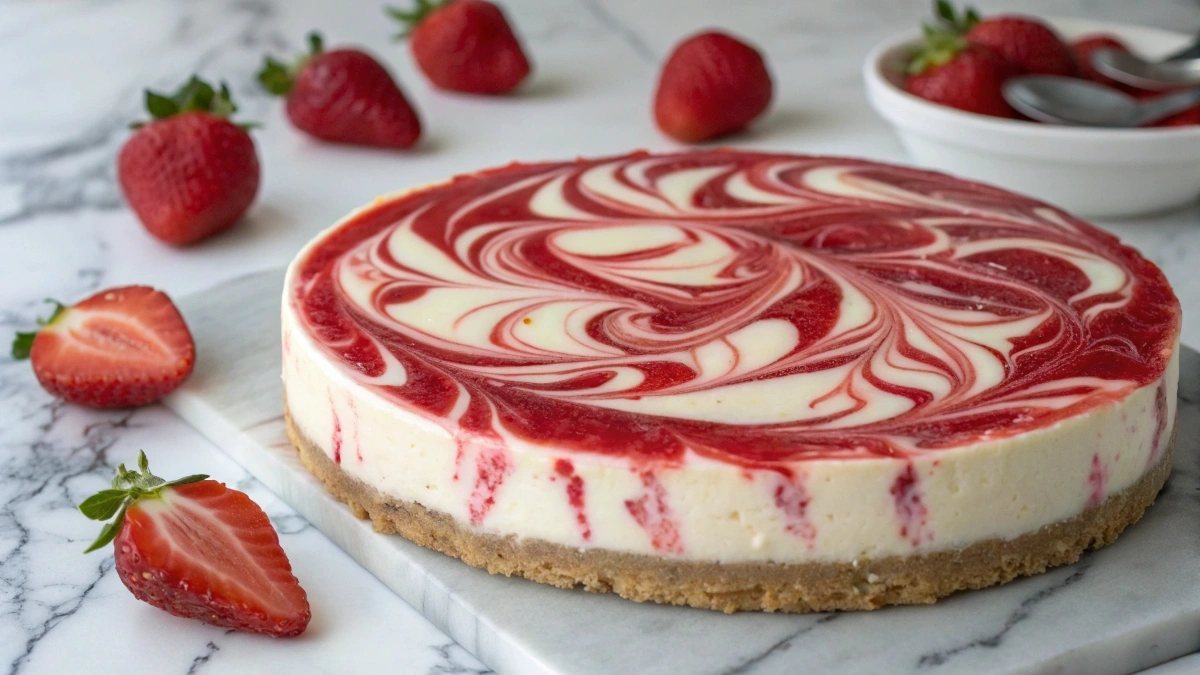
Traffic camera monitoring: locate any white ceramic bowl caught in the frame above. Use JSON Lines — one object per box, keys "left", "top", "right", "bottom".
{"left": 864, "top": 18, "right": 1200, "bottom": 218}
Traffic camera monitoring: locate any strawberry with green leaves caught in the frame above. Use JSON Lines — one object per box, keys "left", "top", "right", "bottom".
{"left": 923, "top": 1, "right": 1075, "bottom": 77}
{"left": 12, "top": 286, "right": 195, "bottom": 408}
{"left": 259, "top": 33, "right": 421, "bottom": 150}
{"left": 118, "top": 76, "right": 260, "bottom": 246}
{"left": 387, "top": 0, "right": 531, "bottom": 95}
{"left": 904, "top": 8, "right": 1016, "bottom": 119}
{"left": 81, "top": 452, "right": 311, "bottom": 637}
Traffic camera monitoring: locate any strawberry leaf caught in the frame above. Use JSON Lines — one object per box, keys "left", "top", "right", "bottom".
{"left": 258, "top": 57, "right": 295, "bottom": 96}
{"left": 209, "top": 82, "right": 238, "bottom": 118}
{"left": 10, "top": 299, "right": 66, "bottom": 360}
{"left": 146, "top": 91, "right": 180, "bottom": 119}
{"left": 79, "top": 489, "right": 130, "bottom": 521}
{"left": 139, "top": 75, "right": 248, "bottom": 124}
{"left": 258, "top": 33, "right": 327, "bottom": 98}
{"left": 385, "top": 0, "right": 446, "bottom": 39}
{"left": 164, "top": 474, "right": 210, "bottom": 488}
{"left": 936, "top": 0, "right": 955, "bottom": 23}
{"left": 83, "top": 503, "right": 127, "bottom": 553}
{"left": 10, "top": 332, "right": 35, "bottom": 360}
{"left": 174, "top": 77, "right": 215, "bottom": 113}
{"left": 81, "top": 452, "right": 209, "bottom": 554}
{"left": 929, "top": 0, "right": 980, "bottom": 35}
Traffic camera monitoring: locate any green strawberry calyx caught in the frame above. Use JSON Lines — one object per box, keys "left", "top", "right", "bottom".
{"left": 385, "top": 0, "right": 450, "bottom": 40}
{"left": 257, "top": 32, "right": 326, "bottom": 97}
{"left": 10, "top": 299, "right": 66, "bottom": 361}
{"left": 79, "top": 451, "right": 208, "bottom": 554}
{"left": 136, "top": 75, "right": 249, "bottom": 128}
{"left": 906, "top": 1, "right": 982, "bottom": 75}
{"left": 932, "top": 0, "right": 980, "bottom": 35}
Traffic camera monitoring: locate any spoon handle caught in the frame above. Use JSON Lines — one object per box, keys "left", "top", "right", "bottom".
{"left": 1134, "top": 86, "right": 1200, "bottom": 126}
{"left": 1164, "top": 30, "right": 1200, "bottom": 61}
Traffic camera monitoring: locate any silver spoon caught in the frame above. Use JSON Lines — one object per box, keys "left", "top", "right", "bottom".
{"left": 1092, "top": 33, "right": 1200, "bottom": 91}
{"left": 1093, "top": 49, "right": 1200, "bottom": 91}
{"left": 1003, "top": 75, "right": 1200, "bottom": 127}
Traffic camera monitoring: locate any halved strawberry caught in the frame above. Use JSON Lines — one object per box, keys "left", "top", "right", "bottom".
{"left": 80, "top": 452, "right": 311, "bottom": 637}
{"left": 11, "top": 286, "right": 195, "bottom": 408}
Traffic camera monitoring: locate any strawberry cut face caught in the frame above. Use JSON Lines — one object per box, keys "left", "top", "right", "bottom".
{"left": 23, "top": 286, "right": 195, "bottom": 408}
{"left": 115, "top": 480, "right": 311, "bottom": 637}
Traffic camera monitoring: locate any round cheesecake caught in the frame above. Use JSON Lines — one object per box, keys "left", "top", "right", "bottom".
{"left": 282, "top": 150, "right": 1180, "bottom": 612}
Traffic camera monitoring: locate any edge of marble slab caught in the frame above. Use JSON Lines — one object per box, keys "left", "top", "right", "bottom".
{"left": 164, "top": 268, "right": 1200, "bottom": 675}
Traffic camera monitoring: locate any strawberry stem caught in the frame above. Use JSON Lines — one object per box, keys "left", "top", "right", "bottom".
{"left": 257, "top": 31, "right": 327, "bottom": 97}
{"left": 906, "top": 0, "right": 981, "bottom": 75}
{"left": 931, "top": 0, "right": 980, "bottom": 35}
{"left": 10, "top": 299, "right": 66, "bottom": 361}
{"left": 385, "top": 0, "right": 448, "bottom": 39}
{"left": 80, "top": 451, "right": 208, "bottom": 553}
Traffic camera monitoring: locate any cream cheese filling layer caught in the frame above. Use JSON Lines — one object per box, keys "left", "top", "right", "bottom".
{"left": 282, "top": 294, "right": 1178, "bottom": 564}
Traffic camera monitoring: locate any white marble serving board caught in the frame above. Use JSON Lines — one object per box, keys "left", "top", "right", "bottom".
{"left": 163, "top": 268, "right": 1200, "bottom": 675}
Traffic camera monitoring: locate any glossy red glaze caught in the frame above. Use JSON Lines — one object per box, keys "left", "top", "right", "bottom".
{"left": 293, "top": 151, "right": 1179, "bottom": 467}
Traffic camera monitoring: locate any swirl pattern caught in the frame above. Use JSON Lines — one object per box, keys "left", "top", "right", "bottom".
{"left": 293, "top": 151, "right": 1179, "bottom": 464}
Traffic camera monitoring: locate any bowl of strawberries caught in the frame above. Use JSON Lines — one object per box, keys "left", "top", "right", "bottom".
{"left": 864, "top": 2, "right": 1200, "bottom": 218}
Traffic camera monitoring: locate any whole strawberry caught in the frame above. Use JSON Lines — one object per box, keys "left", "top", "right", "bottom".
{"left": 259, "top": 33, "right": 421, "bottom": 149}
{"left": 905, "top": 29, "right": 1015, "bottom": 118}
{"left": 967, "top": 16, "right": 1075, "bottom": 76}
{"left": 81, "top": 452, "right": 311, "bottom": 636}
{"left": 653, "top": 31, "right": 773, "bottom": 143}
{"left": 924, "top": 2, "right": 1075, "bottom": 77}
{"left": 118, "top": 77, "right": 260, "bottom": 246}
{"left": 388, "top": 0, "right": 531, "bottom": 95}
{"left": 11, "top": 286, "right": 195, "bottom": 408}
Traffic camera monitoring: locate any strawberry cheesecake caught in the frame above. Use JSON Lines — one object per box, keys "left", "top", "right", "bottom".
{"left": 282, "top": 150, "right": 1180, "bottom": 612}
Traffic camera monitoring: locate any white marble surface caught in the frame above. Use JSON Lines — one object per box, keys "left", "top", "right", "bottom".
{"left": 1, "top": 0, "right": 1199, "bottom": 673}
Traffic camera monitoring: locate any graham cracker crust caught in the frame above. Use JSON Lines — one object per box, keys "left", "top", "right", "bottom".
{"left": 285, "top": 411, "right": 1174, "bottom": 613}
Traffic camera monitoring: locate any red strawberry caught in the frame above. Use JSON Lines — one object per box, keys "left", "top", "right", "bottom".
{"left": 388, "top": 0, "right": 531, "bottom": 95}
{"left": 652, "top": 31, "right": 774, "bottom": 143}
{"left": 118, "top": 77, "right": 260, "bottom": 246}
{"left": 905, "top": 30, "right": 1016, "bottom": 119}
{"left": 1072, "top": 34, "right": 1132, "bottom": 89}
{"left": 11, "top": 286, "right": 195, "bottom": 408}
{"left": 965, "top": 16, "right": 1075, "bottom": 76}
{"left": 80, "top": 452, "right": 311, "bottom": 637}
{"left": 259, "top": 33, "right": 421, "bottom": 149}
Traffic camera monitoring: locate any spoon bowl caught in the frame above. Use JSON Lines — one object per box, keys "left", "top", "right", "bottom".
{"left": 1004, "top": 77, "right": 1143, "bottom": 126}
{"left": 1093, "top": 45, "right": 1200, "bottom": 91}
{"left": 1004, "top": 76, "right": 1200, "bottom": 127}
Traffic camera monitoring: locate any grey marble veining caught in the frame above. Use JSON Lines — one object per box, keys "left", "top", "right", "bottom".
{"left": 3, "top": 0, "right": 1200, "bottom": 673}
{"left": 164, "top": 269, "right": 1200, "bottom": 675}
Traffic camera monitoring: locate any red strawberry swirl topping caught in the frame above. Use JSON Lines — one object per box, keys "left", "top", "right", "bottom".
{"left": 292, "top": 151, "right": 1179, "bottom": 465}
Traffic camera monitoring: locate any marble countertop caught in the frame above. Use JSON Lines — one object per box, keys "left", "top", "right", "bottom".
{"left": 1, "top": 1, "right": 1198, "bottom": 673}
